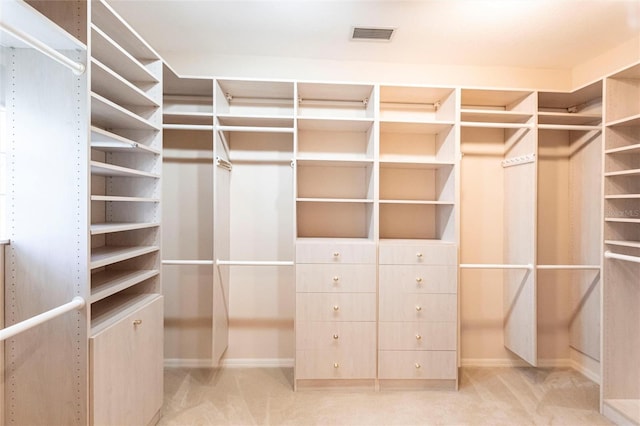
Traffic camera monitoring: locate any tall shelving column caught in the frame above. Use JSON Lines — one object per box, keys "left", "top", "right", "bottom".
{"left": 459, "top": 89, "right": 537, "bottom": 366}
{"left": 377, "top": 85, "right": 459, "bottom": 388}
{"left": 294, "top": 82, "right": 377, "bottom": 388}
{"left": 602, "top": 62, "right": 640, "bottom": 426}
{"left": 88, "top": 0, "right": 163, "bottom": 424}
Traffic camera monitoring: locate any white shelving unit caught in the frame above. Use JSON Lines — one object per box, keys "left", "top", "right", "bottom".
{"left": 602, "top": 63, "right": 640, "bottom": 426}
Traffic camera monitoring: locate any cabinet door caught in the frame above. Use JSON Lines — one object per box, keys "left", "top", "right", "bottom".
{"left": 91, "top": 296, "right": 163, "bottom": 426}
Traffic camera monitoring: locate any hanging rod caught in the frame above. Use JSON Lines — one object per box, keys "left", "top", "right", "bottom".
{"left": 0, "top": 296, "right": 85, "bottom": 342}
{"left": 298, "top": 97, "right": 368, "bottom": 108}
{"left": 604, "top": 251, "right": 640, "bottom": 264}
{"left": 215, "top": 259, "right": 294, "bottom": 266}
{"left": 381, "top": 100, "right": 441, "bottom": 110}
{"left": 163, "top": 124, "right": 214, "bottom": 131}
{"left": 162, "top": 260, "right": 215, "bottom": 266}
{"left": 502, "top": 153, "right": 536, "bottom": 168}
{"left": 215, "top": 156, "right": 232, "bottom": 171}
{"left": 224, "top": 94, "right": 293, "bottom": 105}
{"left": 536, "top": 264, "right": 600, "bottom": 270}
{"left": 460, "top": 263, "right": 534, "bottom": 270}
{"left": 216, "top": 125, "right": 294, "bottom": 134}
{"left": 0, "top": 22, "right": 86, "bottom": 75}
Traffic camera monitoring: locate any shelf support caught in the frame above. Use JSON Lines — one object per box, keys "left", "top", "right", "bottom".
{"left": 0, "top": 297, "right": 85, "bottom": 341}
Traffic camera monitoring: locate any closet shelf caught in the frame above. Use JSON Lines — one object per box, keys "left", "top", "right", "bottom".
{"left": 460, "top": 109, "right": 533, "bottom": 123}
{"left": 297, "top": 198, "right": 374, "bottom": 204}
{"left": 92, "top": 0, "right": 158, "bottom": 60}
{"left": 91, "top": 58, "right": 159, "bottom": 108}
{"left": 605, "top": 240, "right": 640, "bottom": 249}
{"left": 605, "top": 218, "right": 640, "bottom": 224}
{"left": 537, "top": 112, "right": 601, "bottom": 126}
{"left": 91, "top": 161, "right": 160, "bottom": 178}
{"left": 90, "top": 24, "right": 157, "bottom": 84}
{"left": 90, "top": 245, "right": 159, "bottom": 269}
{"left": 91, "top": 126, "right": 161, "bottom": 155}
{"left": 460, "top": 121, "right": 533, "bottom": 130}
{"left": 379, "top": 160, "right": 454, "bottom": 170}
{"left": 537, "top": 124, "right": 601, "bottom": 131}
{"left": 91, "top": 293, "right": 161, "bottom": 336}
{"left": 164, "top": 111, "right": 213, "bottom": 125}
{"left": 91, "top": 195, "right": 160, "bottom": 202}
{"left": 606, "top": 113, "right": 640, "bottom": 128}
{"left": 379, "top": 121, "right": 454, "bottom": 134}
{"left": 91, "top": 93, "right": 161, "bottom": 131}
{"left": 604, "top": 169, "right": 640, "bottom": 177}
{"left": 217, "top": 115, "right": 293, "bottom": 128}
{"left": 605, "top": 194, "right": 640, "bottom": 199}
{"left": 0, "top": 0, "right": 86, "bottom": 51}
{"left": 605, "top": 143, "right": 640, "bottom": 155}
{"left": 163, "top": 123, "right": 214, "bottom": 131}
{"left": 603, "top": 399, "right": 640, "bottom": 425}
{"left": 90, "top": 269, "right": 159, "bottom": 304}
{"left": 296, "top": 158, "right": 374, "bottom": 167}
{"left": 90, "top": 222, "right": 160, "bottom": 235}
{"left": 217, "top": 124, "right": 294, "bottom": 134}
{"left": 298, "top": 117, "right": 374, "bottom": 131}
{"left": 379, "top": 200, "right": 455, "bottom": 205}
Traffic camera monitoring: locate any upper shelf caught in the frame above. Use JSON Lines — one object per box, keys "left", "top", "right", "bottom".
{"left": 607, "top": 114, "right": 640, "bottom": 128}
{"left": 460, "top": 109, "right": 533, "bottom": 124}
{"left": 91, "top": 58, "right": 159, "bottom": 108}
{"left": 91, "top": 126, "right": 161, "bottom": 155}
{"left": 91, "top": 93, "right": 161, "bottom": 131}
{"left": 537, "top": 112, "right": 601, "bottom": 126}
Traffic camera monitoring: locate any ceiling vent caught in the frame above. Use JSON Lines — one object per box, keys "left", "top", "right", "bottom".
{"left": 351, "top": 26, "right": 395, "bottom": 42}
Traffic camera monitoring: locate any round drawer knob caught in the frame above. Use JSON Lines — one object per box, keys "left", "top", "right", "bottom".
{"left": 333, "top": 334, "right": 339, "bottom": 340}
{"left": 334, "top": 363, "right": 339, "bottom": 368}
{"left": 415, "top": 306, "right": 422, "bottom": 312}
{"left": 333, "top": 276, "right": 339, "bottom": 282}
{"left": 416, "top": 277, "right": 423, "bottom": 283}
{"left": 415, "top": 363, "right": 421, "bottom": 369}
{"left": 415, "top": 334, "right": 422, "bottom": 340}
{"left": 133, "top": 319, "right": 142, "bottom": 326}
{"left": 333, "top": 305, "right": 340, "bottom": 311}
{"left": 333, "top": 252, "right": 340, "bottom": 257}
{"left": 416, "top": 252, "right": 423, "bottom": 258}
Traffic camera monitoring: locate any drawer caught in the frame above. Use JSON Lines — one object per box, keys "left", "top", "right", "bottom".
{"left": 379, "top": 293, "right": 457, "bottom": 322}
{"left": 379, "top": 243, "right": 457, "bottom": 265}
{"left": 378, "top": 322, "right": 456, "bottom": 350}
{"left": 296, "top": 264, "right": 376, "bottom": 293}
{"left": 296, "top": 293, "right": 376, "bottom": 321}
{"left": 378, "top": 350, "right": 457, "bottom": 380}
{"left": 379, "top": 265, "right": 457, "bottom": 294}
{"left": 296, "top": 241, "right": 376, "bottom": 264}
{"left": 296, "top": 347, "right": 376, "bottom": 379}
{"left": 296, "top": 321, "right": 376, "bottom": 351}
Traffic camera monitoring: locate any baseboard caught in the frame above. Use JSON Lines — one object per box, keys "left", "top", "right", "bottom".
{"left": 164, "top": 358, "right": 214, "bottom": 368}
{"left": 220, "top": 358, "right": 294, "bottom": 368}
{"left": 569, "top": 348, "right": 601, "bottom": 384}
{"left": 460, "top": 358, "right": 531, "bottom": 368}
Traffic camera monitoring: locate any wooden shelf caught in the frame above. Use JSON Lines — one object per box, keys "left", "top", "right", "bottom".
{"left": 604, "top": 169, "right": 640, "bottom": 177}
{"left": 91, "top": 161, "right": 160, "bottom": 178}
{"left": 603, "top": 399, "right": 640, "bottom": 425}
{"left": 296, "top": 158, "right": 374, "bottom": 167}
{"left": 537, "top": 124, "right": 601, "bottom": 131}
{"left": 91, "top": 93, "right": 160, "bottom": 131}
{"left": 605, "top": 240, "right": 640, "bottom": 249}
{"left": 379, "top": 160, "right": 454, "bottom": 170}
{"left": 90, "top": 24, "right": 157, "bottom": 84}
{"left": 297, "top": 198, "right": 374, "bottom": 203}
{"left": 91, "top": 195, "right": 160, "bottom": 202}
{"left": 538, "top": 112, "right": 601, "bottom": 126}
{"left": 91, "top": 126, "right": 161, "bottom": 155}
{"left": 380, "top": 121, "right": 453, "bottom": 134}
{"left": 91, "top": 293, "right": 161, "bottom": 336}
{"left": 460, "top": 121, "right": 533, "bottom": 129}
{"left": 90, "top": 245, "right": 159, "bottom": 269}
{"left": 607, "top": 113, "right": 640, "bottom": 128}
{"left": 379, "top": 200, "right": 455, "bottom": 205}
{"left": 605, "top": 143, "right": 640, "bottom": 155}
{"left": 91, "top": 58, "right": 159, "bottom": 108}
{"left": 298, "top": 117, "right": 374, "bottom": 131}
{"left": 217, "top": 115, "right": 293, "bottom": 128}
{"left": 164, "top": 111, "right": 213, "bottom": 126}
{"left": 91, "top": 269, "right": 159, "bottom": 303}
{"left": 163, "top": 124, "right": 214, "bottom": 131}
{"left": 461, "top": 109, "right": 532, "bottom": 123}
{"left": 90, "top": 222, "right": 160, "bottom": 235}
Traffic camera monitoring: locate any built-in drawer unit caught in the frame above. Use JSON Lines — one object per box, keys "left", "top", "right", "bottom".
{"left": 378, "top": 322, "right": 456, "bottom": 351}
{"left": 296, "top": 241, "right": 376, "bottom": 264}
{"left": 296, "top": 264, "right": 376, "bottom": 293}
{"left": 378, "top": 350, "right": 457, "bottom": 380}
{"left": 379, "top": 265, "right": 457, "bottom": 293}
{"left": 296, "top": 293, "right": 377, "bottom": 322}
{"left": 379, "top": 242, "right": 457, "bottom": 265}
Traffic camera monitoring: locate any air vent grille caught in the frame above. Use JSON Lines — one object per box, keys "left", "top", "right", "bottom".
{"left": 352, "top": 27, "right": 395, "bottom": 41}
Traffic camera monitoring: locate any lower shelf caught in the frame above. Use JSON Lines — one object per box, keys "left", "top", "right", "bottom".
{"left": 603, "top": 399, "right": 640, "bottom": 425}
{"left": 90, "top": 245, "right": 159, "bottom": 269}
{"left": 91, "top": 269, "right": 159, "bottom": 303}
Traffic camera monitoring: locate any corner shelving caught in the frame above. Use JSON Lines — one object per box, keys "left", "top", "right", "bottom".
{"left": 602, "top": 62, "right": 640, "bottom": 426}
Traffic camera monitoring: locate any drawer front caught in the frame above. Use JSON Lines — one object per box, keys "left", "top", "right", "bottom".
{"left": 296, "top": 264, "right": 376, "bottom": 293}
{"left": 296, "top": 347, "right": 376, "bottom": 379}
{"left": 379, "top": 265, "right": 457, "bottom": 294}
{"left": 296, "top": 321, "right": 376, "bottom": 351}
{"left": 378, "top": 322, "right": 456, "bottom": 350}
{"left": 378, "top": 350, "right": 457, "bottom": 380}
{"left": 296, "top": 241, "right": 376, "bottom": 264}
{"left": 379, "top": 243, "right": 457, "bottom": 265}
{"left": 296, "top": 293, "right": 376, "bottom": 321}
{"left": 379, "top": 293, "right": 456, "bottom": 322}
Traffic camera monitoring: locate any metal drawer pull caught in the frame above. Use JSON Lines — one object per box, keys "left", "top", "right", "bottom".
{"left": 415, "top": 306, "right": 422, "bottom": 312}
{"left": 133, "top": 319, "right": 142, "bottom": 326}
{"left": 333, "top": 305, "right": 340, "bottom": 311}
{"left": 334, "top": 363, "right": 339, "bottom": 368}
{"left": 333, "top": 334, "right": 339, "bottom": 340}
{"left": 416, "top": 277, "right": 423, "bottom": 283}
{"left": 416, "top": 252, "right": 423, "bottom": 258}
{"left": 415, "top": 363, "right": 421, "bottom": 369}
{"left": 415, "top": 334, "right": 422, "bottom": 340}
{"left": 333, "top": 276, "right": 339, "bottom": 282}
{"left": 333, "top": 252, "right": 340, "bottom": 257}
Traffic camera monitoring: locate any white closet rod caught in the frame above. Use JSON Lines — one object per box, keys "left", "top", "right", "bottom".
{"left": 381, "top": 100, "right": 440, "bottom": 110}
{"left": 0, "top": 22, "right": 86, "bottom": 75}
{"left": 298, "top": 98, "right": 368, "bottom": 108}
{"left": 225, "top": 95, "right": 292, "bottom": 105}
{"left": 0, "top": 296, "right": 85, "bottom": 342}
{"left": 604, "top": 251, "right": 640, "bottom": 264}
{"left": 215, "top": 156, "right": 232, "bottom": 171}
{"left": 163, "top": 124, "right": 214, "bottom": 131}
{"left": 215, "top": 259, "right": 294, "bottom": 266}
{"left": 162, "top": 260, "right": 215, "bottom": 265}
{"left": 536, "top": 265, "right": 600, "bottom": 270}
{"left": 460, "top": 264, "right": 534, "bottom": 270}
{"left": 217, "top": 125, "right": 294, "bottom": 134}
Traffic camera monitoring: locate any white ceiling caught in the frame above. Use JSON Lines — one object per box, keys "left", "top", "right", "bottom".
{"left": 108, "top": 0, "right": 640, "bottom": 70}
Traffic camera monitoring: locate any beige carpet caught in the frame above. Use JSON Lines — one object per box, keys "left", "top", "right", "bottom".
{"left": 158, "top": 367, "right": 611, "bottom": 425}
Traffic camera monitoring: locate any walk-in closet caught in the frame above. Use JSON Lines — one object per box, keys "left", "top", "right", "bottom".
{"left": 1, "top": 0, "right": 639, "bottom": 424}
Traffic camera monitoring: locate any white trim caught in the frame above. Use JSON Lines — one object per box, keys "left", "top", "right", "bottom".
{"left": 0, "top": 240, "right": 9, "bottom": 245}
{"left": 220, "top": 358, "right": 295, "bottom": 368}
{"left": 164, "top": 358, "right": 214, "bottom": 368}
{"left": 569, "top": 348, "right": 601, "bottom": 384}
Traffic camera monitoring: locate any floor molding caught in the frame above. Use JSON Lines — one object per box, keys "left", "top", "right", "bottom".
{"left": 164, "top": 358, "right": 214, "bottom": 368}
